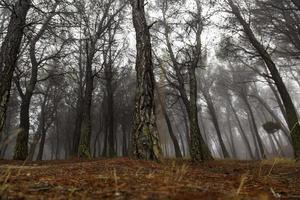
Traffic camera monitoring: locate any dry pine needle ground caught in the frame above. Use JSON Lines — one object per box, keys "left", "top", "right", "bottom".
{"left": 0, "top": 158, "right": 299, "bottom": 200}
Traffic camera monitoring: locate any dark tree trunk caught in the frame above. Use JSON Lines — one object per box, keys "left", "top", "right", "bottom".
{"left": 14, "top": 96, "right": 30, "bottom": 160}
{"left": 28, "top": 106, "right": 46, "bottom": 161}
{"left": 130, "top": 0, "right": 162, "bottom": 161}
{"left": 78, "top": 42, "right": 94, "bottom": 158}
{"left": 105, "top": 63, "right": 115, "bottom": 157}
{"left": 71, "top": 35, "right": 84, "bottom": 157}
{"left": 71, "top": 94, "right": 83, "bottom": 156}
{"left": 0, "top": 109, "right": 12, "bottom": 158}
{"left": 55, "top": 111, "right": 60, "bottom": 159}
{"left": 102, "top": 121, "right": 108, "bottom": 157}
{"left": 122, "top": 124, "right": 128, "bottom": 156}
{"left": 0, "top": 0, "right": 31, "bottom": 136}
{"left": 228, "top": 0, "right": 300, "bottom": 158}
{"left": 189, "top": 66, "right": 211, "bottom": 161}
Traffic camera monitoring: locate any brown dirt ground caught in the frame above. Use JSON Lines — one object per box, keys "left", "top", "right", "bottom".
{"left": 0, "top": 158, "right": 299, "bottom": 200}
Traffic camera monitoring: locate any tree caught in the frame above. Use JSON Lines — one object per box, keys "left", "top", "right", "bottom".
{"left": 13, "top": 2, "right": 59, "bottom": 160}
{"left": 130, "top": 0, "right": 162, "bottom": 161}
{"left": 199, "top": 76, "right": 230, "bottom": 158}
{"left": 158, "top": 0, "right": 212, "bottom": 161}
{"left": 0, "top": 0, "right": 31, "bottom": 135}
{"left": 74, "top": 0, "right": 125, "bottom": 158}
{"left": 227, "top": 0, "right": 300, "bottom": 158}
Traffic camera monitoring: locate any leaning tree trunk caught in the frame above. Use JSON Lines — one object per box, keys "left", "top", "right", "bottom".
{"left": 0, "top": 0, "right": 31, "bottom": 134}
{"left": 228, "top": 98, "right": 255, "bottom": 159}
{"left": 156, "top": 86, "right": 182, "bottom": 158}
{"left": 228, "top": 0, "right": 300, "bottom": 158}
{"left": 243, "top": 95, "right": 266, "bottom": 159}
{"left": 203, "top": 91, "right": 229, "bottom": 158}
{"left": 130, "top": 0, "right": 162, "bottom": 161}
{"left": 226, "top": 108, "right": 237, "bottom": 159}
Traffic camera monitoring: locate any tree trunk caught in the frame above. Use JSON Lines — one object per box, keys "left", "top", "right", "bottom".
{"left": 189, "top": 66, "right": 212, "bottom": 161}
{"left": 105, "top": 63, "right": 115, "bottom": 157}
{"left": 13, "top": 6, "right": 57, "bottom": 160}
{"left": 130, "top": 0, "right": 162, "bottom": 161}
{"left": 102, "top": 126, "right": 108, "bottom": 157}
{"left": 55, "top": 111, "right": 60, "bottom": 159}
{"left": 161, "top": 1, "right": 210, "bottom": 161}
{"left": 0, "top": 0, "right": 31, "bottom": 136}
{"left": 122, "top": 125, "right": 128, "bottom": 156}
{"left": 78, "top": 42, "right": 94, "bottom": 158}
{"left": 71, "top": 35, "right": 84, "bottom": 157}
{"left": 72, "top": 94, "right": 83, "bottom": 156}
{"left": 0, "top": 109, "right": 12, "bottom": 158}
{"left": 203, "top": 91, "right": 229, "bottom": 158}
{"left": 36, "top": 103, "right": 46, "bottom": 161}
{"left": 243, "top": 95, "right": 266, "bottom": 159}
{"left": 156, "top": 82, "right": 182, "bottom": 158}
{"left": 228, "top": 98, "right": 254, "bottom": 159}
{"left": 228, "top": 0, "right": 300, "bottom": 158}
{"left": 14, "top": 96, "right": 30, "bottom": 160}
{"left": 226, "top": 108, "right": 237, "bottom": 159}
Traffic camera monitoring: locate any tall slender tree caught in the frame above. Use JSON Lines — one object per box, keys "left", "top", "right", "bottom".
{"left": 130, "top": 0, "right": 162, "bottom": 161}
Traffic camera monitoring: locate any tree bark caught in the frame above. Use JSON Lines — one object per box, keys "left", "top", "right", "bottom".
{"left": 189, "top": 66, "right": 211, "bottom": 161}
{"left": 130, "top": 0, "right": 162, "bottom": 161}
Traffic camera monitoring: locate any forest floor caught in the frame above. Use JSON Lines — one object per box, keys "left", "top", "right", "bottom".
{"left": 0, "top": 158, "right": 299, "bottom": 200}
